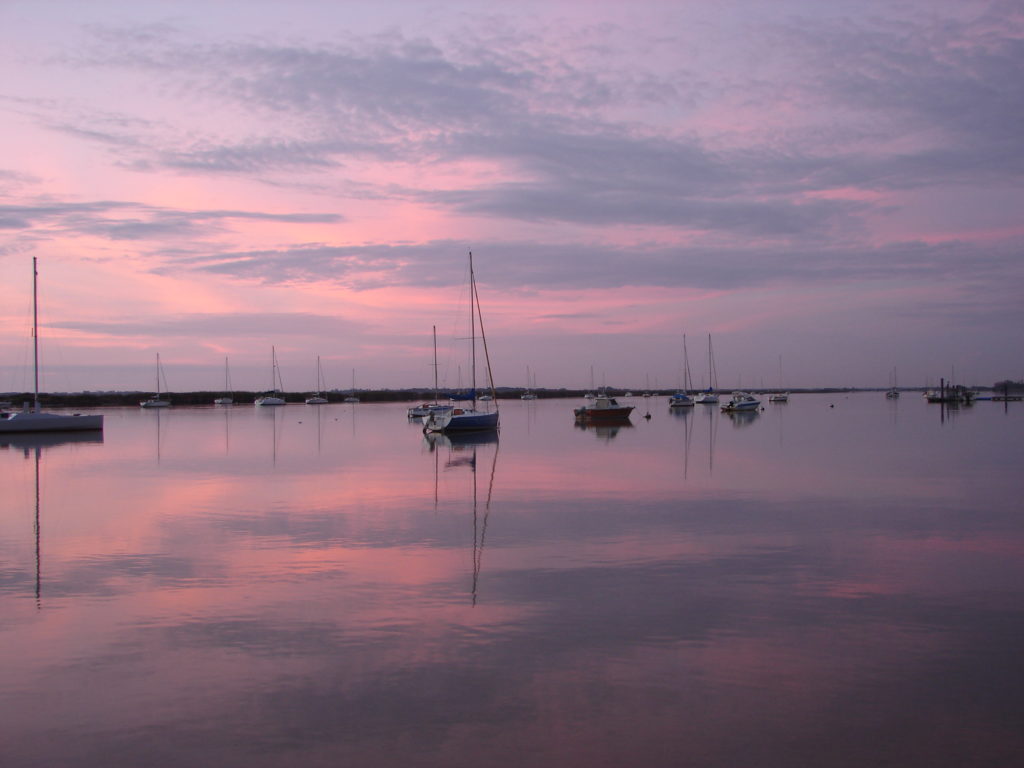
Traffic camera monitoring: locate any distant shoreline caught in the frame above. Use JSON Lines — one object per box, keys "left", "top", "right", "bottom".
{"left": 1, "top": 387, "right": 1008, "bottom": 408}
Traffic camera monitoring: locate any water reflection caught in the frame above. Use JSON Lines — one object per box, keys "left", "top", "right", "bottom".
{"left": 424, "top": 430, "right": 499, "bottom": 605}
{"left": 573, "top": 421, "right": 634, "bottom": 440}
{"left": 1, "top": 432, "right": 105, "bottom": 610}
{"left": 724, "top": 408, "right": 760, "bottom": 427}
{"left": 1, "top": 396, "right": 1022, "bottom": 767}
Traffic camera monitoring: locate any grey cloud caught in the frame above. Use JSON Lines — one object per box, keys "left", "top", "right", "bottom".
{"left": 157, "top": 237, "right": 1023, "bottom": 297}
{"left": 52, "top": 311, "right": 362, "bottom": 339}
{"left": 0, "top": 200, "right": 341, "bottom": 240}
{"left": 29, "top": 9, "right": 1024, "bottom": 241}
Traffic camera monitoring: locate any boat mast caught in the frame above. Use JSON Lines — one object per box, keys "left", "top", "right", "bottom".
{"left": 32, "top": 257, "right": 39, "bottom": 409}
{"left": 432, "top": 325, "right": 439, "bottom": 404}
{"left": 471, "top": 253, "right": 498, "bottom": 402}
{"left": 469, "top": 251, "right": 477, "bottom": 405}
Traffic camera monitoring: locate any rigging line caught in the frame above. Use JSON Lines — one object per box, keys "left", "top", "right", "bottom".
{"left": 471, "top": 256, "right": 498, "bottom": 402}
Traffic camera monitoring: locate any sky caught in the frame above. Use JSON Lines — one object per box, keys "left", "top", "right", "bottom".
{"left": 1, "top": 0, "right": 1022, "bottom": 393}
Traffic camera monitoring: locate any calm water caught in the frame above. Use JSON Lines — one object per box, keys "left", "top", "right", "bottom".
{"left": 2, "top": 394, "right": 1022, "bottom": 767}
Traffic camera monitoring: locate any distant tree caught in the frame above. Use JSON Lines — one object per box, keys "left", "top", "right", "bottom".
{"left": 993, "top": 379, "right": 1024, "bottom": 391}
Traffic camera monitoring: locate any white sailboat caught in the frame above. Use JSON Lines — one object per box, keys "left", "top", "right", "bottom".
{"left": 424, "top": 251, "right": 499, "bottom": 433}
{"left": 0, "top": 258, "right": 103, "bottom": 433}
{"left": 213, "top": 356, "right": 233, "bottom": 405}
{"left": 255, "top": 346, "right": 286, "bottom": 406}
{"left": 885, "top": 368, "right": 900, "bottom": 399}
{"left": 343, "top": 368, "right": 360, "bottom": 403}
{"left": 140, "top": 353, "right": 171, "bottom": 408}
{"left": 305, "top": 355, "right": 329, "bottom": 404}
{"left": 669, "top": 333, "right": 695, "bottom": 407}
{"left": 769, "top": 355, "right": 789, "bottom": 402}
{"left": 521, "top": 365, "right": 538, "bottom": 400}
{"left": 408, "top": 326, "right": 453, "bottom": 418}
{"left": 694, "top": 334, "right": 720, "bottom": 404}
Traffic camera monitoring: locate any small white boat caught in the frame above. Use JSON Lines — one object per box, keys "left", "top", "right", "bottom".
{"left": 721, "top": 392, "right": 761, "bottom": 412}
{"left": 214, "top": 356, "right": 233, "bottom": 404}
{"left": 256, "top": 346, "right": 286, "bottom": 406}
{"left": 305, "top": 355, "right": 329, "bottom": 404}
{"left": 342, "top": 367, "right": 360, "bottom": 403}
{"left": 695, "top": 336, "right": 720, "bottom": 404}
{"left": 140, "top": 353, "right": 171, "bottom": 408}
{"left": 0, "top": 259, "right": 103, "bottom": 434}
{"left": 769, "top": 355, "right": 788, "bottom": 403}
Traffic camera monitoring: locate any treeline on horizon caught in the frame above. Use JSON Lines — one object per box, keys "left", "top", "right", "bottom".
{"left": 2, "top": 381, "right": 1019, "bottom": 408}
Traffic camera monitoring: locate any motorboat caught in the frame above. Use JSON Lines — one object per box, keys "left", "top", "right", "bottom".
{"left": 574, "top": 394, "right": 634, "bottom": 423}
{"left": 721, "top": 392, "right": 761, "bottom": 412}
{"left": 769, "top": 392, "right": 789, "bottom": 403}
{"left": 694, "top": 390, "right": 719, "bottom": 404}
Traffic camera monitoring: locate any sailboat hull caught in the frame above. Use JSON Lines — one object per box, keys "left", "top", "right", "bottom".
{"left": 0, "top": 411, "right": 103, "bottom": 433}
{"left": 424, "top": 408, "right": 498, "bottom": 432}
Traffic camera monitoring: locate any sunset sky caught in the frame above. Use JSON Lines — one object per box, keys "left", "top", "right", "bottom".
{"left": 1, "top": 0, "right": 1022, "bottom": 393}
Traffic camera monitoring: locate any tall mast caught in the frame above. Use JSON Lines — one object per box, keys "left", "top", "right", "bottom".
{"left": 432, "top": 325, "right": 438, "bottom": 403}
{"left": 469, "top": 251, "right": 477, "bottom": 403}
{"left": 32, "top": 257, "right": 39, "bottom": 407}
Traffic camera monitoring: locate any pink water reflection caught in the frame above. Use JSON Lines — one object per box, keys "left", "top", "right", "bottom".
{"left": 1, "top": 395, "right": 1022, "bottom": 767}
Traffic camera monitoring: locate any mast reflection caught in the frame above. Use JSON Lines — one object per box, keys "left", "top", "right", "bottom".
{"left": 1, "top": 431, "right": 104, "bottom": 608}
{"left": 424, "top": 430, "right": 499, "bottom": 605}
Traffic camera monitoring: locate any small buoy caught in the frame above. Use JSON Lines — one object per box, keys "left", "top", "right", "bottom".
{"left": 830, "top": 403, "right": 834, "bottom": 408}
{"left": 644, "top": 413, "right": 651, "bottom": 420}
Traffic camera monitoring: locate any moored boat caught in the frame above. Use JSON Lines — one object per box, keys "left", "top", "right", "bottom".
{"left": 255, "top": 346, "right": 286, "bottom": 406}
{"left": 0, "top": 259, "right": 103, "bottom": 434}
{"left": 424, "top": 251, "right": 499, "bottom": 433}
{"left": 574, "top": 394, "right": 634, "bottom": 423}
{"left": 140, "top": 353, "right": 171, "bottom": 408}
{"left": 721, "top": 392, "right": 761, "bottom": 412}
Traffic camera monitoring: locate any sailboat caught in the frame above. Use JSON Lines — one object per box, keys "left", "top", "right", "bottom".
{"left": 885, "top": 368, "right": 900, "bottom": 399}
{"left": 669, "top": 334, "right": 695, "bottom": 407}
{"left": 424, "top": 251, "right": 499, "bottom": 433}
{"left": 255, "top": 346, "right": 286, "bottom": 406}
{"left": 0, "top": 259, "right": 103, "bottom": 433}
{"left": 305, "top": 355, "right": 329, "bottom": 404}
{"left": 769, "top": 355, "right": 789, "bottom": 402}
{"left": 343, "top": 368, "right": 360, "bottom": 403}
{"left": 694, "top": 334, "right": 720, "bottom": 404}
{"left": 213, "top": 357, "right": 233, "bottom": 405}
{"left": 521, "top": 365, "right": 538, "bottom": 400}
{"left": 139, "top": 353, "right": 171, "bottom": 408}
{"left": 408, "top": 326, "right": 453, "bottom": 418}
